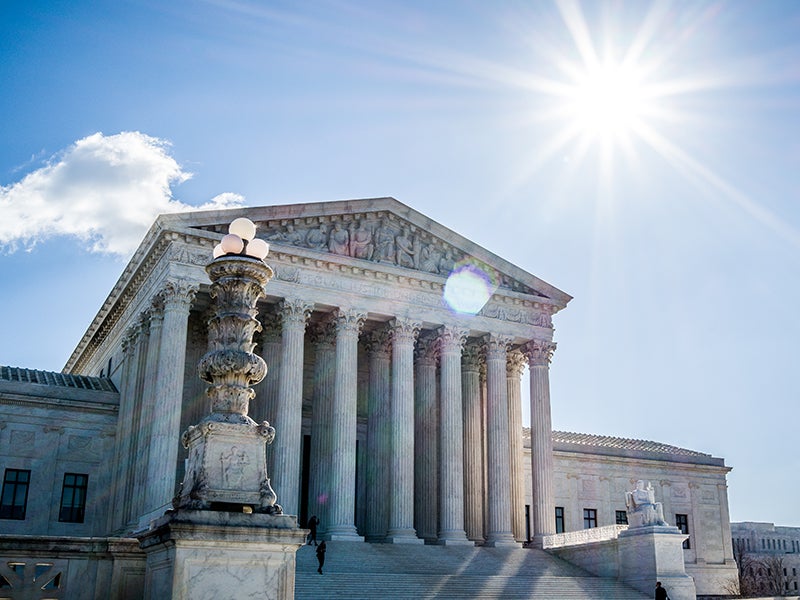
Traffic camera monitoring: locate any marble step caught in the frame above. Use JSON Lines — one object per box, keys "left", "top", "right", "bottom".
{"left": 294, "top": 542, "right": 650, "bottom": 600}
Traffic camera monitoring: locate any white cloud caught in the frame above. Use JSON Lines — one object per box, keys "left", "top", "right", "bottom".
{"left": 0, "top": 132, "right": 245, "bottom": 256}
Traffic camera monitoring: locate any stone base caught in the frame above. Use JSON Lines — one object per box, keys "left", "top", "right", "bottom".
{"left": 618, "top": 525, "right": 696, "bottom": 600}
{"left": 137, "top": 509, "right": 306, "bottom": 600}
{"left": 385, "top": 529, "right": 424, "bottom": 545}
{"left": 326, "top": 526, "right": 364, "bottom": 542}
{"left": 484, "top": 532, "right": 521, "bottom": 548}
{"left": 438, "top": 530, "right": 474, "bottom": 546}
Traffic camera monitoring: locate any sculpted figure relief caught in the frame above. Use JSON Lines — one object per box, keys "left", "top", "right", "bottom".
{"left": 419, "top": 244, "right": 441, "bottom": 274}
{"left": 349, "top": 220, "right": 374, "bottom": 260}
{"left": 269, "top": 223, "right": 305, "bottom": 246}
{"left": 395, "top": 226, "right": 416, "bottom": 268}
{"left": 438, "top": 249, "right": 456, "bottom": 275}
{"left": 625, "top": 480, "right": 667, "bottom": 528}
{"left": 373, "top": 218, "right": 396, "bottom": 264}
{"left": 328, "top": 221, "right": 350, "bottom": 256}
{"left": 305, "top": 223, "right": 327, "bottom": 250}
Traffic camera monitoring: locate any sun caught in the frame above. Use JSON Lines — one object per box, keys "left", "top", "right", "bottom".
{"left": 565, "top": 61, "right": 649, "bottom": 142}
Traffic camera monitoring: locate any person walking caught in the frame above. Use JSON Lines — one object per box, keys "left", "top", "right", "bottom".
{"left": 307, "top": 515, "right": 320, "bottom": 546}
{"left": 316, "top": 541, "right": 327, "bottom": 575}
{"left": 655, "top": 581, "right": 668, "bottom": 600}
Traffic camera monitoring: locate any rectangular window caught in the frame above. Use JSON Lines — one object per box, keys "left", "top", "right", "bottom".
{"left": 583, "top": 508, "right": 597, "bottom": 529}
{"left": 58, "top": 473, "right": 88, "bottom": 523}
{"left": 615, "top": 510, "right": 628, "bottom": 525}
{"left": 0, "top": 469, "right": 30, "bottom": 520}
{"left": 675, "top": 514, "right": 690, "bottom": 549}
{"left": 555, "top": 507, "right": 565, "bottom": 534}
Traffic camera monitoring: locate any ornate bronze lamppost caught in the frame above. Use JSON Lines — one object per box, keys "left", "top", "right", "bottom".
{"left": 174, "top": 218, "right": 282, "bottom": 514}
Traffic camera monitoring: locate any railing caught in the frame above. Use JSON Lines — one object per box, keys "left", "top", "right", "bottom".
{"left": 542, "top": 524, "right": 628, "bottom": 549}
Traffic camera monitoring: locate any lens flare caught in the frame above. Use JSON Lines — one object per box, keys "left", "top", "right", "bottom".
{"left": 443, "top": 264, "right": 497, "bottom": 315}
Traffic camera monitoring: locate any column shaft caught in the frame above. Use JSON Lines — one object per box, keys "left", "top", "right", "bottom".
{"left": 525, "top": 340, "right": 557, "bottom": 546}
{"left": 484, "top": 334, "right": 518, "bottom": 547}
{"left": 461, "top": 341, "right": 484, "bottom": 542}
{"left": 438, "top": 326, "right": 471, "bottom": 545}
{"left": 386, "top": 318, "right": 422, "bottom": 543}
{"left": 327, "top": 308, "right": 366, "bottom": 540}
{"left": 365, "top": 329, "right": 391, "bottom": 541}
{"left": 414, "top": 334, "right": 439, "bottom": 542}
{"left": 507, "top": 350, "right": 527, "bottom": 542}
{"left": 144, "top": 280, "right": 197, "bottom": 520}
{"left": 272, "top": 299, "right": 313, "bottom": 517}
{"left": 308, "top": 320, "right": 336, "bottom": 533}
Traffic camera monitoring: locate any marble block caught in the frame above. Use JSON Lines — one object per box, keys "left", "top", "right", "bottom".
{"left": 618, "top": 525, "right": 697, "bottom": 600}
{"left": 138, "top": 510, "right": 307, "bottom": 600}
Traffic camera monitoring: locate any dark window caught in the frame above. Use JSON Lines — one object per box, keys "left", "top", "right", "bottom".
{"left": 675, "top": 514, "right": 690, "bottom": 549}
{"left": 0, "top": 469, "right": 30, "bottom": 520}
{"left": 615, "top": 510, "right": 628, "bottom": 525}
{"left": 58, "top": 473, "right": 88, "bottom": 523}
{"left": 583, "top": 508, "right": 597, "bottom": 529}
{"left": 555, "top": 507, "right": 565, "bottom": 534}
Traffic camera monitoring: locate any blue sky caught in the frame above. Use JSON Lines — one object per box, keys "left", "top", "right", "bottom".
{"left": 1, "top": 1, "right": 799, "bottom": 526}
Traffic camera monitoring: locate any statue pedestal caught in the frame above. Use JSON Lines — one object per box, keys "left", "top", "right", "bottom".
{"left": 138, "top": 510, "right": 306, "bottom": 600}
{"left": 618, "top": 525, "right": 696, "bottom": 600}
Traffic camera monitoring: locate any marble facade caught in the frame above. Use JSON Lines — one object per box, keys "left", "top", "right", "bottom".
{"left": 67, "top": 198, "right": 570, "bottom": 545}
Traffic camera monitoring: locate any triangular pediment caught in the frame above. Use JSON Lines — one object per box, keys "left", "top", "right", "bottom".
{"left": 162, "top": 197, "right": 571, "bottom": 306}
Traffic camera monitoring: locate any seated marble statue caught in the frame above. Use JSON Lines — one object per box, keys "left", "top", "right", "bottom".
{"left": 625, "top": 480, "right": 667, "bottom": 528}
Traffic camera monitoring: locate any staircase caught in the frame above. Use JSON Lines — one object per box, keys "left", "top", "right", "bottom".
{"left": 294, "top": 542, "right": 650, "bottom": 599}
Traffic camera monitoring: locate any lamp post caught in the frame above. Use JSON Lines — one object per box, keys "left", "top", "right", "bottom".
{"left": 173, "top": 217, "right": 282, "bottom": 514}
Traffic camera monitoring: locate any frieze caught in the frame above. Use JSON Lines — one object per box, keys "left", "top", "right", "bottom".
{"left": 196, "top": 212, "right": 538, "bottom": 295}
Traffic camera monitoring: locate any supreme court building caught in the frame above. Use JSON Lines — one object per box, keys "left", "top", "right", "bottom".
{"left": 0, "top": 198, "right": 738, "bottom": 595}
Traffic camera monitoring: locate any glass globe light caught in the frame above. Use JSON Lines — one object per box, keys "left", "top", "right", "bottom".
{"left": 245, "top": 238, "right": 270, "bottom": 260}
{"left": 220, "top": 233, "right": 244, "bottom": 255}
{"left": 229, "top": 218, "right": 257, "bottom": 241}
{"left": 212, "top": 243, "right": 225, "bottom": 259}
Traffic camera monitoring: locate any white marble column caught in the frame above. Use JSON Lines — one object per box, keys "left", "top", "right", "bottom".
{"left": 364, "top": 328, "right": 391, "bottom": 541}
{"left": 253, "top": 309, "right": 282, "bottom": 424}
{"left": 131, "top": 311, "right": 155, "bottom": 524}
{"left": 110, "top": 326, "right": 138, "bottom": 532}
{"left": 144, "top": 279, "right": 198, "bottom": 521}
{"left": 414, "top": 333, "right": 439, "bottom": 542}
{"left": 437, "top": 325, "right": 472, "bottom": 545}
{"left": 308, "top": 318, "right": 336, "bottom": 532}
{"left": 523, "top": 339, "right": 557, "bottom": 546}
{"left": 327, "top": 308, "right": 366, "bottom": 541}
{"left": 461, "top": 340, "right": 484, "bottom": 542}
{"left": 386, "top": 318, "right": 423, "bottom": 544}
{"left": 507, "top": 350, "right": 527, "bottom": 542}
{"left": 484, "top": 334, "right": 518, "bottom": 547}
{"left": 271, "top": 298, "right": 313, "bottom": 517}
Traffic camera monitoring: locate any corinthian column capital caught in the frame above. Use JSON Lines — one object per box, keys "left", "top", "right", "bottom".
{"left": 278, "top": 298, "right": 314, "bottom": 328}
{"left": 506, "top": 349, "right": 527, "bottom": 378}
{"left": 415, "top": 332, "right": 439, "bottom": 366}
{"left": 483, "top": 333, "right": 513, "bottom": 360}
{"left": 390, "top": 317, "right": 421, "bottom": 346}
{"left": 158, "top": 279, "right": 199, "bottom": 312}
{"left": 333, "top": 308, "right": 367, "bottom": 335}
{"left": 522, "top": 339, "right": 557, "bottom": 366}
{"left": 364, "top": 327, "right": 392, "bottom": 358}
{"left": 438, "top": 325, "right": 469, "bottom": 354}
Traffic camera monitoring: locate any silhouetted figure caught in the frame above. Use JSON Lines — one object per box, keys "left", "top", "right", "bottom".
{"left": 316, "top": 541, "right": 326, "bottom": 574}
{"left": 655, "top": 581, "right": 668, "bottom": 600}
{"left": 307, "top": 515, "right": 320, "bottom": 546}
